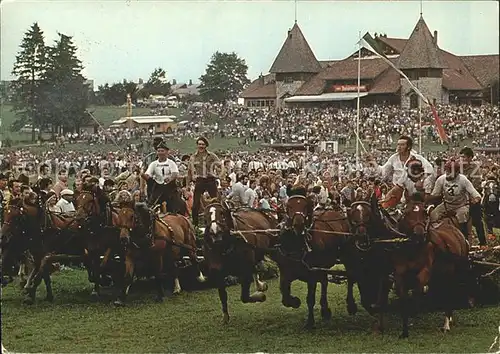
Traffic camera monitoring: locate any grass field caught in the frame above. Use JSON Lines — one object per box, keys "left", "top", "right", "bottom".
{"left": 0, "top": 104, "right": 187, "bottom": 143}
{"left": 2, "top": 269, "right": 499, "bottom": 353}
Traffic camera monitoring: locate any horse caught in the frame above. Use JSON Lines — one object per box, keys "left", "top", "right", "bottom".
{"left": 275, "top": 194, "right": 353, "bottom": 329}
{"left": 202, "top": 199, "right": 277, "bottom": 324}
{"left": 74, "top": 185, "right": 120, "bottom": 298}
{"left": 1, "top": 197, "right": 50, "bottom": 295}
{"left": 388, "top": 194, "right": 471, "bottom": 338}
{"left": 1, "top": 195, "right": 84, "bottom": 304}
{"left": 345, "top": 195, "right": 405, "bottom": 334}
{"left": 113, "top": 202, "right": 205, "bottom": 305}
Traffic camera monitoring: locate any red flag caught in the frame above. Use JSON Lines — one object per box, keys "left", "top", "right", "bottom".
{"left": 430, "top": 104, "right": 448, "bottom": 144}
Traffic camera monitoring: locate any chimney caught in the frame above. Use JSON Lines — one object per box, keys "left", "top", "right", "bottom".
{"left": 172, "top": 79, "right": 177, "bottom": 85}
{"left": 433, "top": 30, "right": 438, "bottom": 45}
{"left": 288, "top": 28, "right": 292, "bottom": 38}
{"left": 189, "top": 79, "right": 193, "bottom": 86}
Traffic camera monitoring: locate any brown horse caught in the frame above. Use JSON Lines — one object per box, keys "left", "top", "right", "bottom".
{"left": 1, "top": 195, "right": 84, "bottom": 304}
{"left": 276, "top": 195, "right": 352, "bottom": 329}
{"left": 113, "top": 202, "right": 205, "bottom": 305}
{"left": 202, "top": 200, "right": 277, "bottom": 324}
{"left": 389, "top": 196, "right": 471, "bottom": 338}
{"left": 74, "top": 186, "right": 120, "bottom": 298}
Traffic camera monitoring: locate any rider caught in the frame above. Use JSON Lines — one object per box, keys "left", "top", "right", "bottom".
{"left": 428, "top": 159, "right": 482, "bottom": 241}
{"left": 369, "top": 135, "right": 433, "bottom": 185}
{"left": 188, "top": 137, "right": 221, "bottom": 228}
{"left": 380, "top": 157, "right": 432, "bottom": 209}
{"left": 459, "top": 147, "right": 487, "bottom": 246}
{"left": 141, "top": 140, "right": 186, "bottom": 214}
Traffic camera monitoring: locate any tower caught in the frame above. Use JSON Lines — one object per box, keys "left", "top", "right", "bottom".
{"left": 398, "top": 16, "right": 445, "bottom": 109}
{"left": 269, "top": 23, "right": 322, "bottom": 108}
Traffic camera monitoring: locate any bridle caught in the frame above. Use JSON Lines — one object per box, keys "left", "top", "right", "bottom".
{"left": 285, "top": 195, "right": 310, "bottom": 231}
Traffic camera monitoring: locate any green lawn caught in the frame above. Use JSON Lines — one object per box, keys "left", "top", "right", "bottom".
{"left": 1, "top": 270, "right": 499, "bottom": 353}
{"left": 0, "top": 104, "right": 187, "bottom": 144}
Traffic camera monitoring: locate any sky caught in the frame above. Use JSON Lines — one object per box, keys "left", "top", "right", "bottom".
{"left": 1, "top": 0, "right": 499, "bottom": 89}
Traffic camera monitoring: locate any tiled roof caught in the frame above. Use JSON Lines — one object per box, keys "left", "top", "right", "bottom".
{"left": 269, "top": 23, "right": 322, "bottom": 73}
{"left": 319, "top": 57, "right": 395, "bottom": 80}
{"left": 440, "top": 50, "right": 483, "bottom": 90}
{"left": 295, "top": 73, "right": 325, "bottom": 95}
{"left": 240, "top": 75, "right": 276, "bottom": 98}
{"left": 461, "top": 55, "right": 500, "bottom": 87}
{"left": 319, "top": 60, "right": 340, "bottom": 68}
{"left": 397, "top": 16, "right": 444, "bottom": 69}
{"left": 369, "top": 68, "right": 401, "bottom": 94}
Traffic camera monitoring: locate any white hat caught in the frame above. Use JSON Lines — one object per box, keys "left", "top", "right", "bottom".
{"left": 60, "top": 189, "right": 74, "bottom": 197}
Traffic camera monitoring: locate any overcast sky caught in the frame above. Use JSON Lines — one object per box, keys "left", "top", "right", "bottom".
{"left": 1, "top": 0, "right": 498, "bottom": 88}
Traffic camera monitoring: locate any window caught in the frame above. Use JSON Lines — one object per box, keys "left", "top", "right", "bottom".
{"left": 284, "top": 77, "right": 293, "bottom": 83}
{"left": 409, "top": 93, "right": 419, "bottom": 109}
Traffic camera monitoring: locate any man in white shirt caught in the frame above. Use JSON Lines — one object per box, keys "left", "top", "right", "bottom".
{"left": 244, "top": 179, "right": 258, "bottom": 208}
{"left": 370, "top": 136, "right": 433, "bottom": 185}
{"left": 56, "top": 189, "right": 76, "bottom": 214}
{"left": 429, "top": 159, "right": 482, "bottom": 240}
{"left": 141, "top": 140, "right": 185, "bottom": 214}
{"left": 227, "top": 174, "right": 247, "bottom": 207}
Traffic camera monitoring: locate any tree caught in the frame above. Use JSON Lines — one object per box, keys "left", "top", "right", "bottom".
{"left": 140, "top": 67, "right": 171, "bottom": 98}
{"left": 10, "top": 22, "right": 48, "bottom": 141}
{"left": 199, "top": 51, "right": 250, "bottom": 103}
{"left": 42, "top": 33, "right": 89, "bottom": 135}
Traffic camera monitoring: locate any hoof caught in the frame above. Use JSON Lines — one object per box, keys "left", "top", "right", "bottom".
{"left": 283, "top": 296, "right": 301, "bottom": 309}
{"left": 440, "top": 327, "right": 450, "bottom": 334}
{"left": 45, "top": 295, "right": 54, "bottom": 303}
{"left": 347, "top": 302, "right": 358, "bottom": 316}
{"left": 222, "top": 313, "right": 230, "bottom": 324}
{"left": 249, "top": 291, "right": 266, "bottom": 302}
{"left": 113, "top": 300, "right": 125, "bottom": 307}
{"left": 172, "top": 289, "right": 181, "bottom": 296}
{"left": 90, "top": 290, "right": 99, "bottom": 299}
{"left": 258, "top": 282, "right": 269, "bottom": 292}
{"left": 155, "top": 296, "right": 164, "bottom": 303}
{"left": 399, "top": 333, "right": 409, "bottom": 339}
{"left": 321, "top": 307, "right": 332, "bottom": 321}
{"left": 19, "top": 280, "right": 27, "bottom": 289}
{"left": 197, "top": 275, "right": 207, "bottom": 283}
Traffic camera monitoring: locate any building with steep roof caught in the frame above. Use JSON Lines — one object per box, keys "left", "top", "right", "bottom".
{"left": 240, "top": 16, "right": 499, "bottom": 108}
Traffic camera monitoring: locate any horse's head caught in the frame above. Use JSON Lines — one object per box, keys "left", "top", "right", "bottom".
{"left": 203, "top": 201, "right": 231, "bottom": 244}
{"left": 347, "top": 201, "right": 373, "bottom": 238}
{"left": 400, "top": 194, "right": 427, "bottom": 242}
{"left": 1, "top": 198, "right": 38, "bottom": 277}
{"left": 115, "top": 202, "right": 136, "bottom": 246}
{"left": 75, "top": 186, "right": 101, "bottom": 221}
{"left": 285, "top": 195, "right": 313, "bottom": 234}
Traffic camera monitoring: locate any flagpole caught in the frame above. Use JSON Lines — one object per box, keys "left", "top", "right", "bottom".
{"left": 356, "top": 31, "right": 361, "bottom": 170}
{"left": 418, "top": 83, "right": 422, "bottom": 154}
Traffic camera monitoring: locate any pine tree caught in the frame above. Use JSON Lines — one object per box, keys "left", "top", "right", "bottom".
{"left": 10, "top": 22, "right": 48, "bottom": 142}
{"left": 43, "top": 33, "right": 90, "bottom": 134}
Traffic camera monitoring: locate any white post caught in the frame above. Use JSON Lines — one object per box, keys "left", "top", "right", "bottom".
{"left": 355, "top": 31, "right": 361, "bottom": 170}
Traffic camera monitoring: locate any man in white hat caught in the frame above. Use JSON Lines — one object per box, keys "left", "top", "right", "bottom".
{"left": 56, "top": 189, "right": 76, "bottom": 214}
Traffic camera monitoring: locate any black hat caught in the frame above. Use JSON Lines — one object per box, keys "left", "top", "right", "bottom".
{"left": 460, "top": 146, "right": 474, "bottom": 158}
{"left": 156, "top": 140, "right": 169, "bottom": 150}
{"left": 196, "top": 136, "right": 209, "bottom": 147}
{"left": 153, "top": 137, "right": 164, "bottom": 149}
